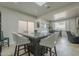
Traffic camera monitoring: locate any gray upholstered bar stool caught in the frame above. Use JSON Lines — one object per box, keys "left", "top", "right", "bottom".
{"left": 40, "top": 32, "right": 59, "bottom": 56}
{"left": 12, "top": 32, "right": 30, "bottom": 56}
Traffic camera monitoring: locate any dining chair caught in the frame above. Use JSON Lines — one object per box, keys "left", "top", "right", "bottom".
{"left": 40, "top": 32, "right": 59, "bottom": 56}
{"left": 12, "top": 32, "right": 30, "bottom": 56}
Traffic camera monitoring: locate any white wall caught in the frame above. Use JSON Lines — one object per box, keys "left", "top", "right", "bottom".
{"left": 0, "top": 6, "right": 36, "bottom": 44}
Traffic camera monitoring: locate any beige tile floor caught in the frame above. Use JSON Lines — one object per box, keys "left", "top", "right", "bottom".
{"left": 56, "top": 37, "right": 79, "bottom": 56}
{"left": 1, "top": 32, "right": 79, "bottom": 56}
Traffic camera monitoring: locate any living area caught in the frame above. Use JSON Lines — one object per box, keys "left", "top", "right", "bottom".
{"left": 0, "top": 2, "right": 79, "bottom": 56}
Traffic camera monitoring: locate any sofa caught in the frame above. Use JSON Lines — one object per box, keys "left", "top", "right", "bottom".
{"left": 66, "top": 31, "right": 79, "bottom": 44}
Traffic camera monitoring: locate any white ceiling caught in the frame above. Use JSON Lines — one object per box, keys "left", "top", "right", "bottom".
{"left": 40, "top": 2, "right": 79, "bottom": 21}
{"left": 0, "top": 2, "right": 74, "bottom": 17}
{"left": 0, "top": 2, "right": 79, "bottom": 21}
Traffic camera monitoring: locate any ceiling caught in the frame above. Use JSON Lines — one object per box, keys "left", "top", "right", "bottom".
{"left": 0, "top": 2, "right": 74, "bottom": 18}
{"left": 0, "top": 2, "right": 79, "bottom": 21}
{"left": 40, "top": 2, "right": 79, "bottom": 21}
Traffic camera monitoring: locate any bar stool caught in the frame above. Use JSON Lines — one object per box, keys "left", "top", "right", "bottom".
{"left": 40, "top": 32, "right": 59, "bottom": 56}
{"left": 1, "top": 31, "right": 9, "bottom": 47}
{"left": 12, "top": 32, "right": 30, "bottom": 56}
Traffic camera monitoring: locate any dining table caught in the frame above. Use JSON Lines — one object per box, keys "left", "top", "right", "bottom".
{"left": 19, "top": 32, "right": 51, "bottom": 56}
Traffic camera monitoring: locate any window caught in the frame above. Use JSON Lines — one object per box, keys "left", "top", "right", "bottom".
{"left": 28, "top": 21, "right": 34, "bottom": 34}
{"left": 54, "top": 21, "right": 66, "bottom": 30}
{"left": 18, "top": 21, "right": 27, "bottom": 33}
{"left": 18, "top": 20, "right": 34, "bottom": 34}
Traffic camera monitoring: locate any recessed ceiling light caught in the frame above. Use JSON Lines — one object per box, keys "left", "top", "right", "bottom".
{"left": 34, "top": 2, "right": 46, "bottom": 6}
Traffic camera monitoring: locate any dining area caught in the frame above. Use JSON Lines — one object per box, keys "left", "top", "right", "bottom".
{"left": 12, "top": 31, "right": 60, "bottom": 56}
{"left": 1, "top": 2, "right": 79, "bottom": 56}
{"left": 1, "top": 1, "right": 79, "bottom": 59}
{"left": 0, "top": 16, "right": 60, "bottom": 56}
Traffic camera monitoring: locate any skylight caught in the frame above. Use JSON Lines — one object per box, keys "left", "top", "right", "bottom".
{"left": 34, "top": 2, "right": 46, "bottom": 6}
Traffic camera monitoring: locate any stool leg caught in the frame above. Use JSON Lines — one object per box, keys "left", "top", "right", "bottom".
{"left": 0, "top": 45, "right": 2, "bottom": 56}
{"left": 27, "top": 44, "right": 30, "bottom": 56}
{"left": 1, "top": 41, "right": 4, "bottom": 46}
{"left": 49, "top": 48, "right": 52, "bottom": 56}
{"left": 54, "top": 46, "right": 57, "bottom": 56}
{"left": 14, "top": 45, "right": 17, "bottom": 56}
{"left": 24, "top": 44, "right": 27, "bottom": 53}
{"left": 17, "top": 45, "right": 19, "bottom": 56}
{"left": 8, "top": 38, "right": 9, "bottom": 47}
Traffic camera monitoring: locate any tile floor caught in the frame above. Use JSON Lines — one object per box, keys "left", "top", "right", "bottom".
{"left": 1, "top": 31, "right": 79, "bottom": 56}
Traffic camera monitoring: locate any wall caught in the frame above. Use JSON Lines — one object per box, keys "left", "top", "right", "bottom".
{"left": 0, "top": 6, "right": 36, "bottom": 44}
